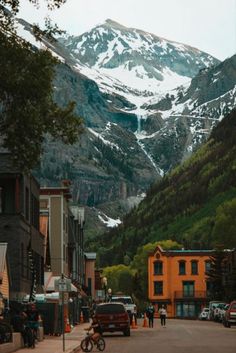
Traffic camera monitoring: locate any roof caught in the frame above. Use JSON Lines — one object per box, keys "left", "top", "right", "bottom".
{"left": 151, "top": 245, "right": 214, "bottom": 257}
{"left": 85, "top": 252, "right": 96, "bottom": 260}
{"left": 0, "top": 243, "right": 7, "bottom": 278}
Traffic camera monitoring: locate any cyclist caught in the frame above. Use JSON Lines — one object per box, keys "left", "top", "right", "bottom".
{"left": 85, "top": 316, "right": 101, "bottom": 343}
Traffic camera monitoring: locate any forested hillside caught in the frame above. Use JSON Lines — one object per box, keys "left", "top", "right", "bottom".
{"left": 96, "top": 108, "right": 236, "bottom": 266}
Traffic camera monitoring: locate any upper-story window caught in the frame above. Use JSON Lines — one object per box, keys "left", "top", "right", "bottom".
{"left": 205, "top": 260, "right": 211, "bottom": 273}
{"left": 154, "top": 261, "right": 163, "bottom": 275}
{"left": 179, "top": 260, "right": 186, "bottom": 275}
{"left": 191, "top": 260, "right": 198, "bottom": 275}
{"left": 154, "top": 281, "right": 163, "bottom": 295}
{"left": 25, "top": 187, "right": 29, "bottom": 220}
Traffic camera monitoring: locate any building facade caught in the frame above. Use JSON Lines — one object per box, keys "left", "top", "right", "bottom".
{"left": 0, "top": 153, "right": 44, "bottom": 301}
{"left": 148, "top": 246, "right": 212, "bottom": 318}
{"left": 40, "top": 184, "right": 71, "bottom": 276}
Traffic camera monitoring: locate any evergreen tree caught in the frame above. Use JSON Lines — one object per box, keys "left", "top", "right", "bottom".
{"left": 207, "top": 248, "right": 227, "bottom": 300}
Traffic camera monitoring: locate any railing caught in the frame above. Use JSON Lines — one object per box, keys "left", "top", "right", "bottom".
{"left": 174, "top": 291, "right": 207, "bottom": 299}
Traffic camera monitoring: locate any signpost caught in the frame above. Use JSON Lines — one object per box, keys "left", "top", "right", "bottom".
{"left": 55, "top": 274, "right": 71, "bottom": 352}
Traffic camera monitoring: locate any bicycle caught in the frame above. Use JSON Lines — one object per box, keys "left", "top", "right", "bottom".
{"left": 80, "top": 328, "right": 105, "bottom": 352}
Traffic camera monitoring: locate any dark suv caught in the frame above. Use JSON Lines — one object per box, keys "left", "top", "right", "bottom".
{"left": 94, "top": 302, "right": 130, "bottom": 336}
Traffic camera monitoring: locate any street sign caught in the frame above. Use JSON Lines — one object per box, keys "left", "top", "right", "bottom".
{"left": 59, "top": 292, "right": 69, "bottom": 305}
{"left": 55, "top": 277, "right": 72, "bottom": 292}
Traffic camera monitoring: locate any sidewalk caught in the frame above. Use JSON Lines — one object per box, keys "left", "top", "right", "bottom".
{"left": 16, "top": 323, "right": 89, "bottom": 353}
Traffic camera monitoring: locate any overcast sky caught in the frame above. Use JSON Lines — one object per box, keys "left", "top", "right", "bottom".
{"left": 19, "top": 0, "right": 236, "bottom": 60}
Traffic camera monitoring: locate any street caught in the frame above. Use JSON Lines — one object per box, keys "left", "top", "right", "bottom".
{"left": 99, "top": 319, "right": 236, "bottom": 353}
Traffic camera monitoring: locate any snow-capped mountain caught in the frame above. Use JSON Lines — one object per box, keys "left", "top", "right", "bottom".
{"left": 59, "top": 19, "right": 219, "bottom": 112}
{"left": 15, "top": 17, "right": 236, "bottom": 239}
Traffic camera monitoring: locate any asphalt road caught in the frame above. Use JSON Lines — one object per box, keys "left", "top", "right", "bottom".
{"left": 100, "top": 319, "right": 236, "bottom": 353}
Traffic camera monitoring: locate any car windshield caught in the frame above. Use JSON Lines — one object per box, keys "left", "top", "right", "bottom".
{"left": 217, "top": 304, "right": 225, "bottom": 309}
{"left": 111, "top": 298, "right": 133, "bottom": 305}
{"left": 204, "top": 308, "right": 209, "bottom": 312}
{"left": 96, "top": 304, "right": 125, "bottom": 314}
{"left": 231, "top": 303, "right": 236, "bottom": 310}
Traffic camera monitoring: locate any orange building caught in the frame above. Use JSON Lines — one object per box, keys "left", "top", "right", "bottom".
{"left": 148, "top": 246, "right": 212, "bottom": 318}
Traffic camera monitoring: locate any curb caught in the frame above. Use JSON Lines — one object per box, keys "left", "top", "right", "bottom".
{"left": 67, "top": 346, "right": 80, "bottom": 353}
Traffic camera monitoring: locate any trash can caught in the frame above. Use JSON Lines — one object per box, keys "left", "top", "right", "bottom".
{"left": 81, "top": 306, "right": 90, "bottom": 323}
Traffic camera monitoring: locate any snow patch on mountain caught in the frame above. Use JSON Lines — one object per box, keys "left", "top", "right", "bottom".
{"left": 98, "top": 211, "right": 122, "bottom": 228}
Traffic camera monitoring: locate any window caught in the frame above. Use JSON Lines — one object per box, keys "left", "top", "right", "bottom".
{"left": 0, "top": 187, "right": 3, "bottom": 213}
{"left": 25, "top": 187, "right": 29, "bottom": 220}
{"left": 154, "top": 281, "right": 163, "bottom": 295}
{"left": 179, "top": 261, "right": 186, "bottom": 275}
{"left": 191, "top": 260, "right": 198, "bottom": 275}
{"left": 88, "top": 278, "right": 92, "bottom": 296}
{"left": 205, "top": 260, "right": 211, "bottom": 273}
{"left": 183, "top": 281, "right": 194, "bottom": 297}
{"left": 21, "top": 243, "right": 24, "bottom": 277}
{"left": 154, "top": 261, "right": 163, "bottom": 275}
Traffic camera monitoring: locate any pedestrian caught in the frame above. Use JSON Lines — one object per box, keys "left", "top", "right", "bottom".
{"left": 159, "top": 305, "right": 167, "bottom": 327}
{"left": 10, "top": 309, "right": 28, "bottom": 346}
{"left": 146, "top": 303, "right": 155, "bottom": 328}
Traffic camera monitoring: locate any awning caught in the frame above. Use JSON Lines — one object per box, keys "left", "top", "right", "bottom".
{"left": 45, "top": 274, "right": 77, "bottom": 292}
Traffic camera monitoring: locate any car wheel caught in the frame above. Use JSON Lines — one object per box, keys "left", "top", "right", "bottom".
{"left": 124, "top": 328, "right": 130, "bottom": 336}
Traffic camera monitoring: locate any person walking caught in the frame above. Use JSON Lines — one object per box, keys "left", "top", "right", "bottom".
{"left": 159, "top": 305, "right": 167, "bottom": 327}
{"left": 147, "top": 303, "right": 155, "bottom": 328}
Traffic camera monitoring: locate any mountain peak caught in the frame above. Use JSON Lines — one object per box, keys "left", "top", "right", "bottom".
{"left": 104, "top": 19, "right": 128, "bottom": 30}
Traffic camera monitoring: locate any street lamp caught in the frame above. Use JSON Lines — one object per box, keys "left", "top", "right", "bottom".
{"left": 102, "top": 277, "right": 107, "bottom": 302}
{"left": 107, "top": 288, "right": 112, "bottom": 302}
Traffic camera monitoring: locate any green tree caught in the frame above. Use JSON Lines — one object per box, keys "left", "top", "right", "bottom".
{"left": 212, "top": 198, "right": 236, "bottom": 248}
{"left": 102, "top": 265, "right": 134, "bottom": 295}
{"left": 206, "top": 248, "right": 227, "bottom": 300}
{"left": 0, "top": 1, "right": 83, "bottom": 171}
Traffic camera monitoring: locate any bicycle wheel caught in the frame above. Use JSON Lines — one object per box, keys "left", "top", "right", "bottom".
{"left": 97, "top": 337, "right": 106, "bottom": 351}
{"left": 80, "top": 338, "right": 93, "bottom": 352}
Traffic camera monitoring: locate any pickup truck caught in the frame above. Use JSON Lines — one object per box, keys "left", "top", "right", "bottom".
{"left": 110, "top": 295, "right": 137, "bottom": 322}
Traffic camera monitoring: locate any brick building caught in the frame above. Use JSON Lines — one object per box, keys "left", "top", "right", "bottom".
{"left": 0, "top": 153, "right": 44, "bottom": 301}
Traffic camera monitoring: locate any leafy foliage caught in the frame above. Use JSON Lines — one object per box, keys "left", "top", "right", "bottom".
{"left": 0, "top": 1, "right": 83, "bottom": 171}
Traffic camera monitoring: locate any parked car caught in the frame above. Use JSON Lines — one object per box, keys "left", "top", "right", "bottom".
{"left": 219, "top": 304, "right": 230, "bottom": 323}
{"left": 110, "top": 295, "right": 137, "bottom": 323}
{"left": 223, "top": 301, "right": 236, "bottom": 328}
{"left": 199, "top": 307, "right": 209, "bottom": 320}
{"left": 94, "top": 302, "right": 130, "bottom": 336}
{"left": 208, "top": 301, "right": 225, "bottom": 321}
{"left": 213, "top": 303, "right": 226, "bottom": 322}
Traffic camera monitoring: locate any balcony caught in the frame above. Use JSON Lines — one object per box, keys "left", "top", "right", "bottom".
{"left": 174, "top": 291, "right": 207, "bottom": 300}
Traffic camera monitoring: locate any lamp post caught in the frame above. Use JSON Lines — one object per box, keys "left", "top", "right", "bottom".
{"left": 102, "top": 277, "right": 107, "bottom": 302}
